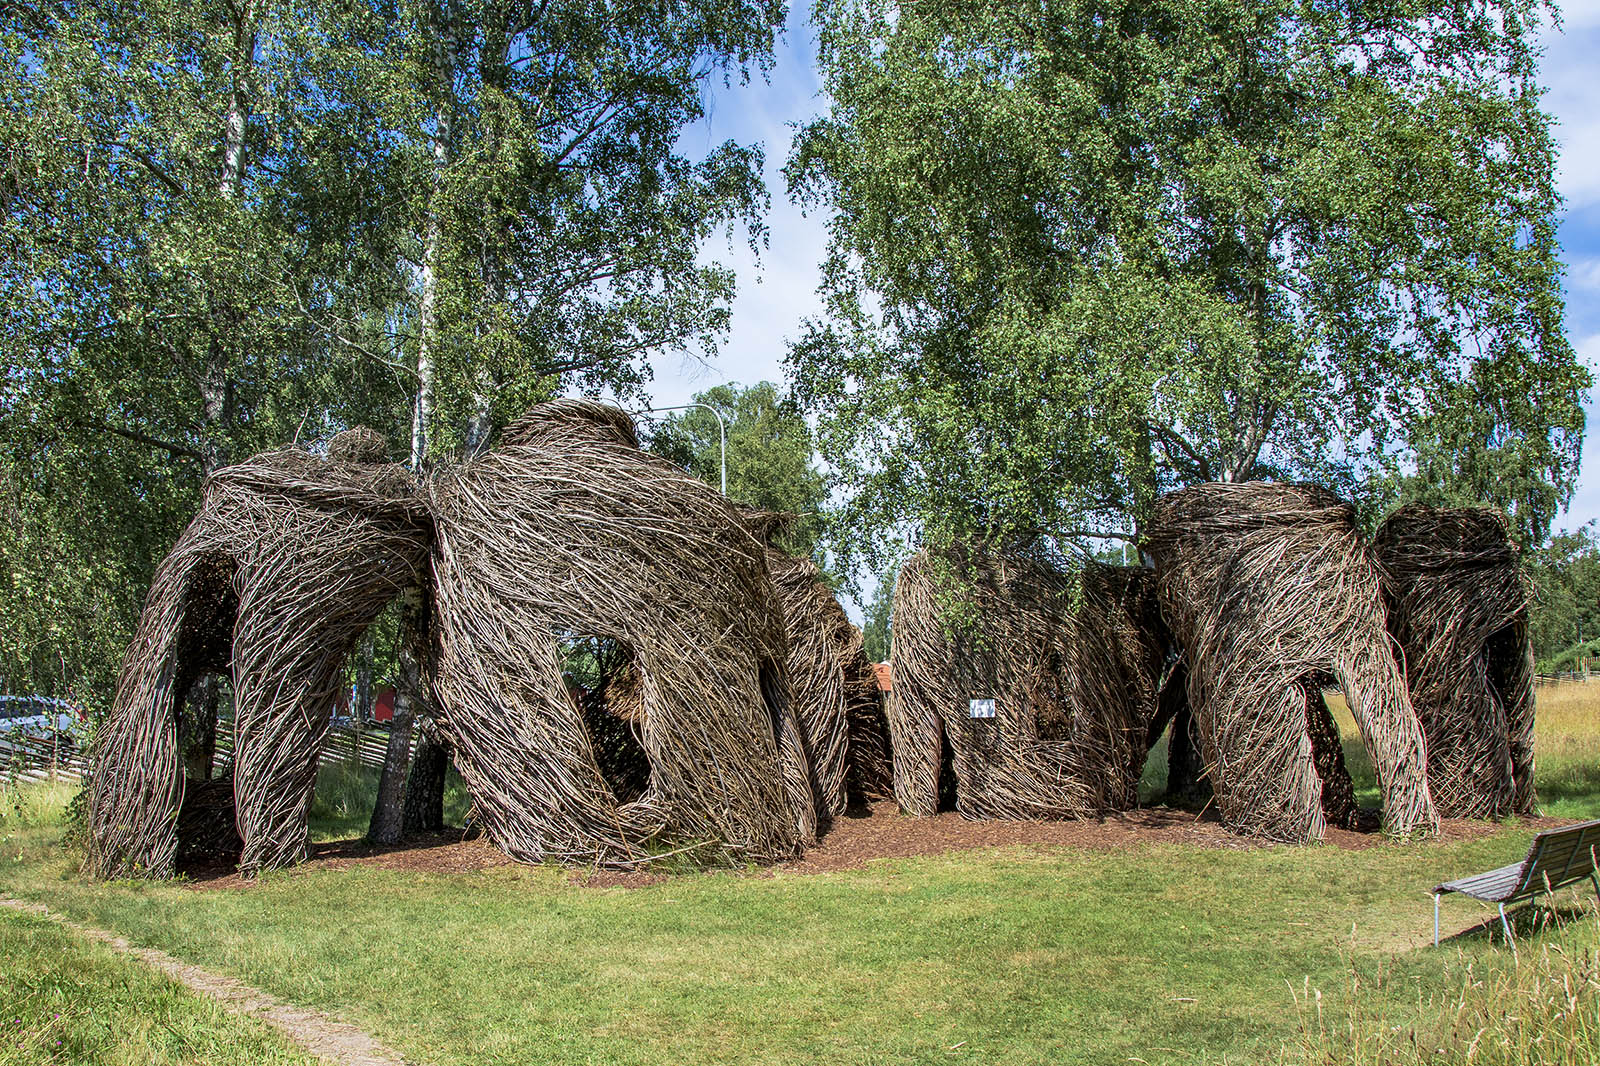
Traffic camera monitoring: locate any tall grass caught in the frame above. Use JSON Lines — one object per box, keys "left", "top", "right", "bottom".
{"left": 0, "top": 906, "right": 320, "bottom": 1066}
{"left": 0, "top": 779, "right": 74, "bottom": 831}
{"left": 1287, "top": 912, "right": 1600, "bottom": 1065}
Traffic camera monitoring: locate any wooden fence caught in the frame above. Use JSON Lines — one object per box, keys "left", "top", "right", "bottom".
{"left": 1534, "top": 672, "right": 1600, "bottom": 687}
{"left": 2, "top": 713, "right": 410, "bottom": 788}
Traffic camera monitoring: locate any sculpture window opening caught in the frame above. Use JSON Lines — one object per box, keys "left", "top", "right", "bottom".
{"left": 560, "top": 633, "right": 650, "bottom": 804}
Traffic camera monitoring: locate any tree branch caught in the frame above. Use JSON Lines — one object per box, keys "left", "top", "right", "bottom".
{"left": 78, "top": 420, "right": 204, "bottom": 462}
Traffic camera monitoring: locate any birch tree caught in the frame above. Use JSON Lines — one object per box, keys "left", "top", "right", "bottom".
{"left": 0, "top": 0, "right": 410, "bottom": 700}
{"left": 789, "top": 0, "right": 1587, "bottom": 566}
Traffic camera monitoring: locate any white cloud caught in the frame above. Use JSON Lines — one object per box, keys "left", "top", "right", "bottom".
{"left": 1569, "top": 257, "right": 1600, "bottom": 293}
{"left": 1543, "top": 24, "right": 1600, "bottom": 209}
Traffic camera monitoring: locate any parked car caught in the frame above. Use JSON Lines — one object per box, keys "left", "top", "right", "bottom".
{"left": 0, "top": 696, "right": 85, "bottom": 763}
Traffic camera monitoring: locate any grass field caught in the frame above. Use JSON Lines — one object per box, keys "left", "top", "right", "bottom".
{"left": 3, "top": 687, "right": 1600, "bottom": 1065}
{"left": 0, "top": 786, "right": 321, "bottom": 1066}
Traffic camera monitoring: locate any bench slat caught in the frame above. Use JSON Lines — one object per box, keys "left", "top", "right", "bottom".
{"left": 1438, "top": 863, "right": 1524, "bottom": 900}
{"left": 1436, "top": 820, "right": 1600, "bottom": 904}
{"left": 1520, "top": 831, "right": 1600, "bottom": 894}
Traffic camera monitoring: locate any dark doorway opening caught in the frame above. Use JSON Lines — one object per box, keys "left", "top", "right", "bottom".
{"left": 562, "top": 634, "right": 650, "bottom": 804}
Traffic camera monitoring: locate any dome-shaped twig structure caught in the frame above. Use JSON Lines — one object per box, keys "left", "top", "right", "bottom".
{"left": 1374, "top": 504, "right": 1536, "bottom": 818}
{"left": 425, "top": 400, "right": 818, "bottom": 865}
{"left": 887, "top": 546, "right": 1171, "bottom": 820}
{"left": 1145, "top": 483, "right": 1437, "bottom": 843}
{"left": 87, "top": 442, "right": 431, "bottom": 878}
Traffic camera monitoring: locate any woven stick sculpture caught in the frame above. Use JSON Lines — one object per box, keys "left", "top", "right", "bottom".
{"left": 764, "top": 548, "right": 894, "bottom": 814}
{"left": 1374, "top": 504, "right": 1536, "bottom": 818}
{"left": 887, "top": 546, "right": 1169, "bottom": 819}
{"left": 1146, "top": 483, "right": 1437, "bottom": 843}
{"left": 87, "top": 435, "right": 431, "bottom": 878}
{"left": 426, "top": 400, "right": 817, "bottom": 866}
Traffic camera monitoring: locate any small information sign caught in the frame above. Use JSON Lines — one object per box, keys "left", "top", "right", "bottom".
{"left": 968, "top": 697, "right": 996, "bottom": 719}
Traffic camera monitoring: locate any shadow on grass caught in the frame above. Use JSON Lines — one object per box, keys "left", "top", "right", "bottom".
{"left": 1436, "top": 898, "right": 1597, "bottom": 950}
{"left": 176, "top": 828, "right": 480, "bottom": 884}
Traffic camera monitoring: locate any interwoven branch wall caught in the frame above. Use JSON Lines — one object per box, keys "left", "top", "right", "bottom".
{"left": 87, "top": 439, "right": 431, "bottom": 878}
{"left": 765, "top": 550, "right": 894, "bottom": 814}
{"left": 887, "top": 547, "right": 1169, "bottom": 820}
{"left": 1374, "top": 504, "right": 1537, "bottom": 818}
{"left": 425, "top": 400, "right": 818, "bottom": 865}
{"left": 1145, "top": 483, "right": 1437, "bottom": 843}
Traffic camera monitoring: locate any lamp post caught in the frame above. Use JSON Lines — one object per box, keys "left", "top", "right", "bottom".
{"left": 638, "top": 403, "right": 728, "bottom": 496}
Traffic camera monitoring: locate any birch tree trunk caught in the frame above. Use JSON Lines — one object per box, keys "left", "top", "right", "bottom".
{"left": 369, "top": 5, "right": 454, "bottom": 844}
{"left": 179, "top": 0, "right": 259, "bottom": 782}
{"left": 368, "top": 589, "right": 425, "bottom": 844}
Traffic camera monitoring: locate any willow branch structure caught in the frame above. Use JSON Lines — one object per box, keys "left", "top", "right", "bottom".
{"left": 764, "top": 548, "right": 894, "bottom": 814}
{"left": 1145, "top": 483, "right": 1437, "bottom": 843}
{"left": 87, "top": 435, "right": 431, "bottom": 878}
{"left": 89, "top": 403, "right": 830, "bottom": 878}
{"left": 425, "top": 400, "right": 818, "bottom": 866}
{"left": 1374, "top": 504, "right": 1537, "bottom": 819}
{"left": 887, "top": 547, "right": 1172, "bottom": 820}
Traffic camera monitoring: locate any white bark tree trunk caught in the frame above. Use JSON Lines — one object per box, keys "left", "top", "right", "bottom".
{"left": 373, "top": 4, "right": 456, "bottom": 844}
{"left": 219, "top": 0, "right": 257, "bottom": 202}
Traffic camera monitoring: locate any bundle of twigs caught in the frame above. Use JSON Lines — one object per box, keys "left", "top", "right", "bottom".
{"left": 1374, "top": 504, "right": 1536, "bottom": 818}
{"left": 1145, "top": 482, "right": 1437, "bottom": 843}
{"left": 888, "top": 545, "right": 1169, "bottom": 820}
{"left": 87, "top": 432, "right": 431, "bottom": 878}
{"left": 426, "top": 399, "right": 817, "bottom": 866}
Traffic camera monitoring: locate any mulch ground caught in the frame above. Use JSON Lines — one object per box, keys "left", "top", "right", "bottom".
{"left": 177, "top": 800, "right": 1574, "bottom": 892}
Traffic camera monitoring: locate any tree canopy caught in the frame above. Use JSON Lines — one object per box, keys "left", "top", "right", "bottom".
{"left": 1528, "top": 525, "right": 1600, "bottom": 666}
{"left": 788, "top": 0, "right": 1588, "bottom": 565}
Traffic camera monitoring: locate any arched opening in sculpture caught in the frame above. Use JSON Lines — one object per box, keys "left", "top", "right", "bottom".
{"left": 87, "top": 437, "right": 433, "bottom": 879}
{"left": 563, "top": 632, "right": 652, "bottom": 805}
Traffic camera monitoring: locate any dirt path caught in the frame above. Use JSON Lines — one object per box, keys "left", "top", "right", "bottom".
{"left": 0, "top": 896, "right": 410, "bottom": 1066}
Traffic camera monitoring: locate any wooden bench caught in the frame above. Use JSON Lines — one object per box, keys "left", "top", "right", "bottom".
{"left": 1433, "top": 818, "right": 1600, "bottom": 950}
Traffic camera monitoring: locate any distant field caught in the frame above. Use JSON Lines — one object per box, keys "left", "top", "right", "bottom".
{"left": 1323, "top": 680, "right": 1600, "bottom": 821}
{"left": 1, "top": 686, "right": 1597, "bottom": 1066}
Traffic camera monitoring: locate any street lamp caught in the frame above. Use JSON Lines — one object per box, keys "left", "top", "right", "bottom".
{"left": 638, "top": 403, "right": 728, "bottom": 496}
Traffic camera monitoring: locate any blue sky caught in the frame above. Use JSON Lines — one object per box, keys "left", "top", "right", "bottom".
{"left": 646, "top": 0, "right": 1600, "bottom": 537}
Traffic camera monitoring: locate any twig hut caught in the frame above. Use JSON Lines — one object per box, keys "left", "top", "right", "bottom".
{"left": 87, "top": 435, "right": 431, "bottom": 878}
{"left": 1374, "top": 504, "right": 1536, "bottom": 818}
{"left": 425, "top": 400, "right": 818, "bottom": 865}
{"left": 887, "top": 546, "right": 1170, "bottom": 819}
{"left": 1145, "top": 483, "right": 1437, "bottom": 842}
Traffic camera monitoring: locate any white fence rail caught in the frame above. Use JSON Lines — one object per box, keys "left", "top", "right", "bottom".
{"left": 2, "top": 716, "right": 409, "bottom": 788}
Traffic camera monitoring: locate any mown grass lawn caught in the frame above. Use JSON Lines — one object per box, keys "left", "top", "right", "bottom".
{"left": 3, "top": 685, "right": 1600, "bottom": 1066}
